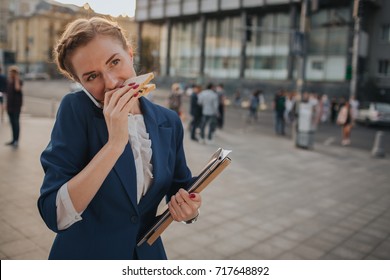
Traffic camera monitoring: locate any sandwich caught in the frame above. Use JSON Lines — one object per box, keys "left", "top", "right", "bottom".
{"left": 124, "top": 72, "right": 155, "bottom": 97}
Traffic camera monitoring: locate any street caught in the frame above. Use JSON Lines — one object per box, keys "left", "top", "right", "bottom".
{"left": 23, "top": 80, "right": 390, "bottom": 155}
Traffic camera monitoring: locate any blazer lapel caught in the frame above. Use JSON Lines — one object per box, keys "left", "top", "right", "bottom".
{"left": 93, "top": 116, "right": 138, "bottom": 212}
{"left": 139, "top": 98, "right": 172, "bottom": 205}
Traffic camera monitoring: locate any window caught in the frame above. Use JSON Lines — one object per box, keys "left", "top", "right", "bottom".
{"left": 381, "top": 24, "right": 390, "bottom": 42}
{"left": 312, "top": 61, "right": 324, "bottom": 70}
{"left": 378, "top": 59, "right": 389, "bottom": 76}
{"left": 246, "top": 12, "right": 290, "bottom": 79}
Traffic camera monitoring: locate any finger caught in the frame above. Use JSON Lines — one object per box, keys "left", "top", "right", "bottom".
{"left": 189, "top": 192, "right": 201, "bottom": 203}
{"left": 179, "top": 189, "right": 201, "bottom": 206}
{"left": 116, "top": 87, "right": 139, "bottom": 112}
{"left": 171, "top": 195, "right": 182, "bottom": 210}
{"left": 178, "top": 189, "right": 201, "bottom": 217}
{"left": 168, "top": 201, "right": 179, "bottom": 221}
{"left": 122, "top": 90, "right": 140, "bottom": 114}
{"left": 169, "top": 196, "right": 184, "bottom": 221}
{"left": 103, "top": 88, "right": 115, "bottom": 110}
{"left": 175, "top": 191, "right": 185, "bottom": 205}
{"left": 105, "top": 84, "right": 135, "bottom": 110}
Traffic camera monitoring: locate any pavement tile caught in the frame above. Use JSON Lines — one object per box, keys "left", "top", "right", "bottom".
{"left": 1, "top": 239, "right": 40, "bottom": 258}
{"left": 369, "top": 240, "right": 390, "bottom": 259}
{"left": 276, "top": 251, "right": 305, "bottom": 260}
{"left": 265, "top": 235, "right": 299, "bottom": 251}
{"left": 249, "top": 242, "right": 285, "bottom": 259}
{"left": 343, "top": 238, "right": 379, "bottom": 255}
{"left": 292, "top": 244, "right": 327, "bottom": 259}
{"left": 0, "top": 221, "right": 25, "bottom": 245}
{"left": 327, "top": 246, "right": 367, "bottom": 260}
{"left": 303, "top": 236, "right": 338, "bottom": 252}
{"left": 279, "top": 229, "right": 312, "bottom": 243}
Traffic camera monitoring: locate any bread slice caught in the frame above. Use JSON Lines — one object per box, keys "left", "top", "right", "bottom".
{"left": 124, "top": 72, "right": 155, "bottom": 93}
{"left": 138, "top": 83, "right": 156, "bottom": 97}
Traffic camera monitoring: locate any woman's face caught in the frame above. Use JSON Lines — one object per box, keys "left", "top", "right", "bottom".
{"left": 70, "top": 35, "right": 136, "bottom": 102}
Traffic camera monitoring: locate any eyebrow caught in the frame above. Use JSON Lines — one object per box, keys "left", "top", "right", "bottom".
{"left": 81, "top": 53, "right": 119, "bottom": 78}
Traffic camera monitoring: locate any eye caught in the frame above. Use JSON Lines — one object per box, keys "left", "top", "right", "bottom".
{"left": 87, "top": 73, "right": 98, "bottom": 81}
{"left": 111, "top": 59, "right": 120, "bottom": 66}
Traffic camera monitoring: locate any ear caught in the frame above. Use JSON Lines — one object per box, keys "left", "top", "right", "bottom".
{"left": 127, "top": 46, "right": 134, "bottom": 60}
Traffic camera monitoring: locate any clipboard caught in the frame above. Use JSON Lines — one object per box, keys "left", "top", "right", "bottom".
{"left": 137, "top": 148, "right": 232, "bottom": 246}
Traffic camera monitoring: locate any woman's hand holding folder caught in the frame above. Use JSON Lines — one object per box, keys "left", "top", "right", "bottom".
{"left": 168, "top": 188, "right": 201, "bottom": 223}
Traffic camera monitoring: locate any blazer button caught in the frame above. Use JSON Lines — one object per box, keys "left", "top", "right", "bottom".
{"left": 130, "top": 216, "right": 138, "bottom": 224}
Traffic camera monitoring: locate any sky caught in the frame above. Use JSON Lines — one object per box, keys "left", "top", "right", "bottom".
{"left": 55, "top": 0, "right": 136, "bottom": 17}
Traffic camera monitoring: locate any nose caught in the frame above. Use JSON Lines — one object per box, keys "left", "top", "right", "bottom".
{"left": 103, "top": 72, "right": 121, "bottom": 91}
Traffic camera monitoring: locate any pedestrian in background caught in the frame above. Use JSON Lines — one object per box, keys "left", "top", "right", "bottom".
{"left": 337, "top": 99, "right": 354, "bottom": 146}
{"left": 0, "top": 66, "right": 7, "bottom": 123}
{"left": 273, "top": 89, "right": 286, "bottom": 135}
{"left": 233, "top": 90, "right": 242, "bottom": 107}
{"left": 247, "top": 89, "right": 261, "bottom": 123}
{"left": 349, "top": 96, "right": 359, "bottom": 120}
{"left": 198, "top": 83, "right": 219, "bottom": 144}
{"left": 284, "top": 91, "right": 296, "bottom": 124}
{"left": 38, "top": 17, "right": 201, "bottom": 260}
{"left": 189, "top": 84, "right": 202, "bottom": 141}
{"left": 320, "top": 94, "right": 330, "bottom": 123}
{"left": 5, "top": 65, "right": 23, "bottom": 147}
{"left": 168, "top": 82, "right": 183, "bottom": 116}
{"left": 330, "top": 97, "right": 339, "bottom": 124}
{"left": 215, "top": 83, "right": 225, "bottom": 129}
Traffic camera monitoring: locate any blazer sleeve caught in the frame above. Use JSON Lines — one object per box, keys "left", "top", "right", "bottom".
{"left": 166, "top": 115, "right": 195, "bottom": 198}
{"left": 37, "top": 94, "right": 89, "bottom": 233}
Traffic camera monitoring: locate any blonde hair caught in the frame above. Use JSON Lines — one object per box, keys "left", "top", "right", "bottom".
{"left": 8, "top": 65, "right": 20, "bottom": 73}
{"left": 54, "top": 17, "right": 131, "bottom": 80}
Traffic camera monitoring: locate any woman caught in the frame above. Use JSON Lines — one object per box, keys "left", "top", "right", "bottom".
{"left": 168, "top": 82, "right": 183, "bottom": 115}
{"left": 5, "top": 65, "right": 23, "bottom": 147}
{"left": 38, "top": 17, "right": 201, "bottom": 260}
{"left": 337, "top": 100, "right": 354, "bottom": 146}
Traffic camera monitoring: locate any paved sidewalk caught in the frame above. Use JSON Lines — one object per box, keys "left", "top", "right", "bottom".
{"left": 1, "top": 108, "right": 390, "bottom": 260}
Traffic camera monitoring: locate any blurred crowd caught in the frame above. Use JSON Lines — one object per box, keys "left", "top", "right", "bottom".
{"left": 165, "top": 80, "right": 360, "bottom": 147}
{"left": 166, "top": 82, "right": 226, "bottom": 144}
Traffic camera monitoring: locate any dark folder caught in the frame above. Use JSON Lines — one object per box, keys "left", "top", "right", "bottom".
{"left": 137, "top": 148, "right": 232, "bottom": 246}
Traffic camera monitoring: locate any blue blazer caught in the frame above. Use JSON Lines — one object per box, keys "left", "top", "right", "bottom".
{"left": 38, "top": 91, "right": 193, "bottom": 259}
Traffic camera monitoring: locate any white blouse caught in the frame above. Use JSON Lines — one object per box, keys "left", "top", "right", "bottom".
{"left": 55, "top": 114, "right": 153, "bottom": 230}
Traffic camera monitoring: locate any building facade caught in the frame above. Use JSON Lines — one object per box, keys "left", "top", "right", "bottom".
{"left": 4, "top": 0, "right": 136, "bottom": 78}
{"left": 135, "top": 0, "right": 390, "bottom": 101}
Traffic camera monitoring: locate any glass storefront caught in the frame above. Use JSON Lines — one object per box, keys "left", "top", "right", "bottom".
{"left": 204, "top": 17, "right": 241, "bottom": 78}
{"left": 306, "top": 8, "right": 350, "bottom": 81}
{"left": 163, "top": 7, "right": 351, "bottom": 81}
{"left": 170, "top": 21, "right": 201, "bottom": 77}
{"left": 245, "top": 13, "right": 290, "bottom": 80}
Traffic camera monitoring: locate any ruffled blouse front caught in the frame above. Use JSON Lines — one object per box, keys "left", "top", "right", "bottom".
{"left": 127, "top": 114, "right": 153, "bottom": 203}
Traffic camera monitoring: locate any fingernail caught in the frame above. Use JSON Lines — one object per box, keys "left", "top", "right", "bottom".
{"left": 128, "top": 82, "right": 135, "bottom": 86}
{"left": 133, "top": 93, "right": 139, "bottom": 97}
{"left": 132, "top": 84, "right": 139, "bottom": 89}
{"left": 189, "top": 193, "right": 196, "bottom": 199}
{"left": 119, "top": 85, "right": 125, "bottom": 88}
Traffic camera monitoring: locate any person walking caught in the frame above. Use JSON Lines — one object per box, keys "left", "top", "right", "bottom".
{"left": 168, "top": 82, "right": 183, "bottom": 116}
{"left": 5, "top": 65, "right": 23, "bottom": 147}
{"left": 337, "top": 100, "right": 354, "bottom": 146}
{"left": 189, "top": 85, "right": 202, "bottom": 141}
{"left": 0, "top": 66, "right": 7, "bottom": 123}
{"left": 198, "top": 83, "right": 219, "bottom": 144}
{"left": 38, "top": 17, "right": 201, "bottom": 260}
{"left": 215, "top": 83, "right": 225, "bottom": 129}
{"left": 330, "top": 97, "right": 339, "bottom": 124}
{"left": 273, "top": 89, "right": 286, "bottom": 135}
{"left": 247, "top": 89, "right": 261, "bottom": 123}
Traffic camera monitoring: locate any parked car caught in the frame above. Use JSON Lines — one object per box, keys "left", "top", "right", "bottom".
{"left": 24, "top": 72, "right": 50, "bottom": 80}
{"left": 356, "top": 102, "right": 390, "bottom": 126}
